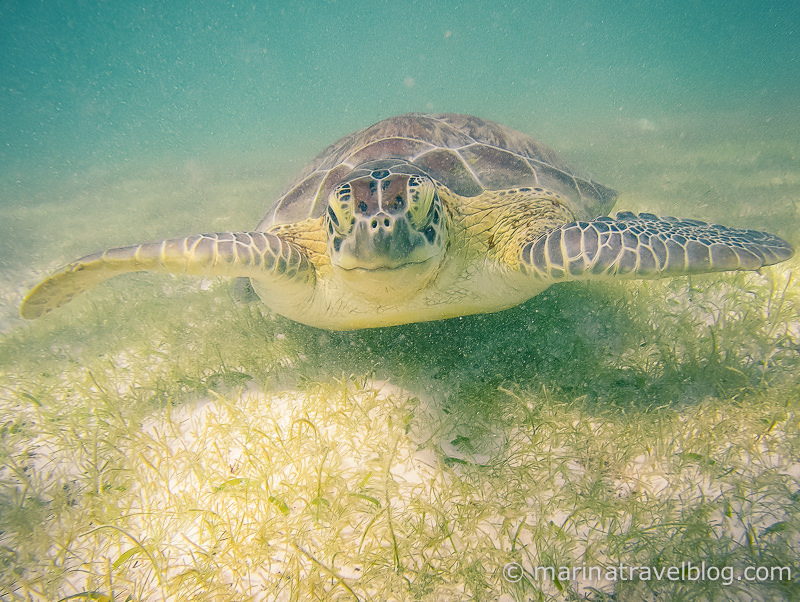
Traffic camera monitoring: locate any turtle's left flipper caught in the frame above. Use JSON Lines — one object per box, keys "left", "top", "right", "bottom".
{"left": 20, "top": 232, "right": 315, "bottom": 319}
{"left": 521, "top": 212, "right": 794, "bottom": 281}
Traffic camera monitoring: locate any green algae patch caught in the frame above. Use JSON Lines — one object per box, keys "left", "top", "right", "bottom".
{"left": 1, "top": 255, "right": 798, "bottom": 600}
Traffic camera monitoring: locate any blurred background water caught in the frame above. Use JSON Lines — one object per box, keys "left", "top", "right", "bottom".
{"left": 2, "top": 0, "right": 798, "bottom": 178}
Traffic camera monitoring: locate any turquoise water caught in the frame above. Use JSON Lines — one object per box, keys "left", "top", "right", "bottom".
{"left": 2, "top": 0, "right": 798, "bottom": 177}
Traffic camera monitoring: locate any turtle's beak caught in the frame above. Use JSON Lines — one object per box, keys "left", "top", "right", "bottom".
{"left": 336, "top": 213, "right": 438, "bottom": 270}
{"left": 335, "top": 252, "right": 440, "bottom": 302}
{"left": 331, "top": 206, "right": 445, "bottom": 301}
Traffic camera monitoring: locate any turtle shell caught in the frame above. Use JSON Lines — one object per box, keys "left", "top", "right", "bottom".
{"left": 258, "top": 113, "right": 616, "bottom": 229}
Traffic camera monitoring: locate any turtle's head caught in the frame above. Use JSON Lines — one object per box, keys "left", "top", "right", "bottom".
{"left": 325, "top": 160, "right": 447, "bottom": 300}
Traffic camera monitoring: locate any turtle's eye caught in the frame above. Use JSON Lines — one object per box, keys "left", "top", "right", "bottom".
{"left": 327, "top": 183, "right": 355, "bottom": 236}
{"left": 407, "top": 175, "right": 438, "bottom": 229}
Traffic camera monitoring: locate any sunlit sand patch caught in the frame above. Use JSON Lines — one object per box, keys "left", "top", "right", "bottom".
{"left": 53, "top": 379, "right": 452, "bottom": 599}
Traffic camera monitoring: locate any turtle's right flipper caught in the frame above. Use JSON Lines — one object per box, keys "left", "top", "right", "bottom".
{"left": 20, "top": 232, "right": 315, "bottom": 319}
{"left": 520, "top": 212, "right": 794, "bottom": 281}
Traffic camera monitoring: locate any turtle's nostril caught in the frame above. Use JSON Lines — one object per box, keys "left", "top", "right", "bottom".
{"left": 369, "top": 216, "right": 391, "bottom": 230}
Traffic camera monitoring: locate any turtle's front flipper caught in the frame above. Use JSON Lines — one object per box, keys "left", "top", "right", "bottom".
{"left": 20, "top": 232, "right": 315, "bottom": 319}
{"left": 521, "top": 212, "right": 794, "bottom": 281}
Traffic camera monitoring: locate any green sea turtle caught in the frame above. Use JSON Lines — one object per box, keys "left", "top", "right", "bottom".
{"left": 20, "top": 114, "right": 793, "bottom": 329}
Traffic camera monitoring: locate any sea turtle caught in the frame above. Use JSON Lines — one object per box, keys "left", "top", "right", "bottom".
{"left": 20, "top": 114, "right": 794, "bottom": 329}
